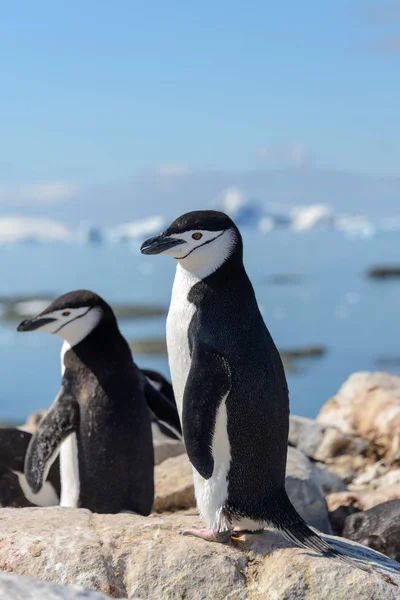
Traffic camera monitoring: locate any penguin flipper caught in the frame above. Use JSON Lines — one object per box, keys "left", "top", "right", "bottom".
{"left": 25, "top": 387, "right": 79, "bottom": 494}
{"left": 182, "top": 342, "right": 231, "bottom": 480}
{"left": 145, "top": 379, "right": 182, "bottom": 440}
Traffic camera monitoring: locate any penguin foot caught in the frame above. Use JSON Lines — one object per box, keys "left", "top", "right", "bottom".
{"left": 234, "top": 528, "right": 264, "bottom": 535}
{"left": 181, "top": 528, "right": 232, "bottom": 544}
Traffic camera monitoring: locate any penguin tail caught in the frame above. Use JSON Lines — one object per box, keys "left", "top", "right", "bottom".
{"left": 271, "top": 494, "right": 372, "bottom": 574}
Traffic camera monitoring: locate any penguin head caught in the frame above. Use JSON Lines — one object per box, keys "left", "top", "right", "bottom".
{"left": 17, "top": 290, "right": 115, "bottom": 346}
{"left": 140, "top": 210, "right": 242, "bottom": 276}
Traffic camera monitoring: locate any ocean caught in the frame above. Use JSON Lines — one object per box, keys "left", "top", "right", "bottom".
{"left": 0, "top": 229, "right": 399, "bottom": 424}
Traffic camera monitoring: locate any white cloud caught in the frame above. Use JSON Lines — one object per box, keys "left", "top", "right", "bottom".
{"left": 0, "top": 181, "right": 79, "bottom": 204}
{"left": 156, "top": 164, "right": 191, "bottom": 177}
{"left": 256, "top": 142, "right": 311, "bottom": 167}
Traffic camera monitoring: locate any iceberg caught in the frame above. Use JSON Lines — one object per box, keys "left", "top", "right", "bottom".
{"left": 290, "top": 204, "right": 334, "bottom": 231}
{"left": 0, "top": 217, "right": 71, "bottom": 245}
{"left": 214, "top": 188, "right": 265, "bottom": 227}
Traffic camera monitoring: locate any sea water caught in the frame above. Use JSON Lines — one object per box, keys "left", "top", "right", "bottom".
{"left": 0, "top": 229, "right": 399, "bottom": 423}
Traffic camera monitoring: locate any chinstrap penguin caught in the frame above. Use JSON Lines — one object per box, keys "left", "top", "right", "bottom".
{"left": 17, "top": 289, "right": 159, "bottom": 514}
{"left": 140, "top": 210, "right": 371, "bottom": 572}
{"left": 0, "top": 427, "right": 60, "bottom": 507}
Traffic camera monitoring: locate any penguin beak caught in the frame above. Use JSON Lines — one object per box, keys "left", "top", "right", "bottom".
{"left": 17, "top": 317, "right": 57, "bottom": 332}
{"left": 140, "top": 234, "right": 185, "bottom": 255}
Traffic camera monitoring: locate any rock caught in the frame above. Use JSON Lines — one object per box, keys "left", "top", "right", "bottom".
{"left": 326, "top": 491, "right": 363, "bottom": 536}
{"left": 320, "top": 454, "right": 372, "bottom": 484}
{"left": 372, "top": 469, "right": 400, "bottom": 489}
{"left": 351, "top": 460, "right": 392, "bottom": 489}
{"left": 151, "top": 423, "right": 184, "bottom": 465}
{"left": 18, "top": 409, "right": 47, "bottom": 433}
{"left": 0, "top": 507, "right": 399, "bottom": 599}
{"left": 289, "top": 415, "right": 371, "bottom": 462}
{"left": 153, "top": 438, "right": 185, "bottom": 466}
{"left": 327, "top": 485, "right": 400, "bottom": 513}
{"left": 318, "top": 372, "right": 400, "bottom": 463}
{"left": 342, "top": 500, "right": 400, "bottom": 562}
{"left": 153, "top": 454, "right": 194, "bottom": 512}
{"left": 367, "top": 266, "right": 400, "bottom": 279}
{"left": 0, "top": 572, "right": 121, "bottom": 599}
{"left": 286, "top": 447, "right": 332, "bottom": 533}
{"left": 153, "top": 447, "right": 332, "bottom": 532}
{"left": 314, "top": 463, "right": 347, "bottom": 495}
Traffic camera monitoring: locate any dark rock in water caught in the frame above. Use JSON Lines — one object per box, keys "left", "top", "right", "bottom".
{"left": 376, "top": 356, "right": 400, "bottom": 368}
{"left": 266, "top": 274, "right": 305, "bottom": 285}
{"left": 280, "top": 346, "right": 326, "bottom": 360}
{"left": 367, "top": 267, "right": 400, "bottom": 279}
{"left": 342, "top": 499, "right": 400, "bottom": 562}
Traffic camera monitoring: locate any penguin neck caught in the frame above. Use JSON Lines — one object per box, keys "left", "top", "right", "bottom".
{"left": 61, "top": 318, "right": 124, "bottom": 374}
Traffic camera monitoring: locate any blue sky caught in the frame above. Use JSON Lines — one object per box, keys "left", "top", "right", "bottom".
{"left": 0, "top": 1, "right": 399, "bottom": 216}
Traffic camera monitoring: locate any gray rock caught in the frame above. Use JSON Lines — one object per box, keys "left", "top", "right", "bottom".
{"left": 342, "top": 500, "right": 400, "bottom": 563}
{"left": 289, "top": 415, "right": 369, "bottom": 462}
{"left": 0, "top": 572, "right": 122, "bottom": 599}
{"left": 286, "top": 446, "right": 332, "bottom": 533}
{"left": 0, "top": 507, "right": 399, "bottom": 599}
{"left": 151, "top": 423, "right": 185, "bottom": 465}
{"left": 314, "top": 462, "right": 347, "bottom": 495}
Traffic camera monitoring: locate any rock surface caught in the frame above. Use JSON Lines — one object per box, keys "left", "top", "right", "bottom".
{"left": 151, "top": 424, "right": 185, "bottom": 466}
{"left": 327, "top": 485, "right": 400, "bottom": 514}
{"left": 0, "top": 507, "right": 399, "bottom": 599}
{"left": 0, "top": 572, "right": 121, "bottom": 599}
{"left": 318, "top": 372, "right": 400, "bottom": 463}
{"left": 342, "top": 500, "right": 400, "bottom": 563}
{"left": 285, "top": 446, "right": 332, "bottom": 533}
{"left": 153, "top": 453, "right": 194, "bottom": 512}
{"left": 289, "top": 415, "right": 370, "bottom": 462}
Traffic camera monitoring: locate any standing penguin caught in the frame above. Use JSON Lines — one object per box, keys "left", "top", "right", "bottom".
{"left": 140, "top": 210, "right": 360, "bottom": 563}
{"left": 17, "top": 290, "right": 157, "bottom": 514}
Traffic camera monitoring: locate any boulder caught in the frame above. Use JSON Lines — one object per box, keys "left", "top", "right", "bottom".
{"left": 151, "top": 424, "right": 185, "bottom": 466}
{"left": 0, "top": 507, "right": 399, "bottom": 599}
{"left": 153, "top": 453, "right": 194, "bottom": 512}
{"left": 327, "top": 485, "right": 400, "bottom": 514}
{"left": 342, "top": 500, "right": 400, "bottom": 563}
{"left": 285, "top": 447, "right": 332, "bottom": 533}
{"left": 0, "top": 572, "right": 121, "bottom": 599}
{"left": 318, "top": 372, "right": 400, "bottom": 463}
{"left": 289, "top": 415, "right": 370, "bottom": 462}
{"left": 18, "top": 409, "right": 47, "bottom": 433}
{"left": 153, "top": 447, "right": 332, "bottom": 532}
{"left": 319, "top": 454, "right": 372, "bottom": 484}
{"left": 314, "top": 463, "right": 347, "bottom": 495}
{"left": 153, "top": 438, "right": 185, "bottom": 465}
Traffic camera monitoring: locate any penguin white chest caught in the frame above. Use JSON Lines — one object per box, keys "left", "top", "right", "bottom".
{"left": 166, "top": 266, "right": 197, "bottom": 419}
{"left": 166, "top": 265, "right": 232, "bottom": 531}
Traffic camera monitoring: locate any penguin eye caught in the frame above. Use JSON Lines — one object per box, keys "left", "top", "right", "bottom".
{"left": 62, "top": 311, "right": 71, "bottom": 317}
{"left": 192, "top": 232, "right": 203, "bottom": 240}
